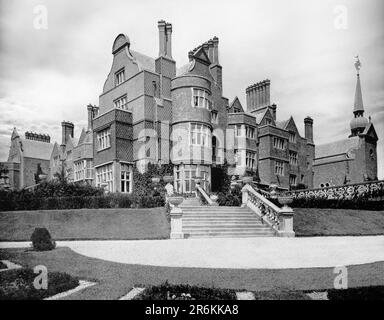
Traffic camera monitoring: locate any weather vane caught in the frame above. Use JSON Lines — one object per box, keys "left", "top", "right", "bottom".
{"left": 354, "top": 55, "right": 362, "bottom": 75}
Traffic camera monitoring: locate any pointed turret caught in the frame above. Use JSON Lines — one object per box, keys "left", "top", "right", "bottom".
{"left": 350, "top": 56, "right": 368, "bottom": 137}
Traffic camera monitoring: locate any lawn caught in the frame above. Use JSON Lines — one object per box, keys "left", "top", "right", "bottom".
{"left": 294, "top": 208, "right": 384, "bottom": 236}
{"left": 0, "top": 208, "right": 170, "bottom": 241}
{"left": 1, "top": 247, "right": 383, "bottom": 300}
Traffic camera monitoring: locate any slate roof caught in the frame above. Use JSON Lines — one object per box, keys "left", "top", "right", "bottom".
{"left": 275, "top": 119, "right": 289, "bottom": 129}
{"left": 130, "top": 50, "right": 155, "bottom": 72}
{"left": 176, "top": 62, "right": 193, "bottom": 76}
{"left": 19, "top": 139, "right": 54, "bottom": 160}
{"left": 315, "top": 137, "right": 360, "bottom": 159}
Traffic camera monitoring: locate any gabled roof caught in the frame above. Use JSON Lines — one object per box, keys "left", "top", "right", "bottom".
{"left": 362, "top": 122, "right": 378, "bottom": 140}
{"left": 19, "top": 139, "right": 54, "bottom": 160}
{"left": 256, "top": 108, "right": 275, "bottom": 126}
{"left": 193, "top": 46, "right": 211, "bottom": 65}
{"left": 228, "top": 97, "right": 244, "bottom": 112}
{"left": 77, "top": 128, "right": 93, "bottom": 145}
{"left": 315, "top": 137, "right": 360, "bottom": 159}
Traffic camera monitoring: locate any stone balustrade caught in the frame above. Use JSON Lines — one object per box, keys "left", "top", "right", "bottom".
{"left": 286, "top": 180, "right": 384, "bottom": 200}
{"left": 241, "top": 184, "right": 295, "bottom": 237}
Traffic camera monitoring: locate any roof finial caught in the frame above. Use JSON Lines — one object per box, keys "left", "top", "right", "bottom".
{"left": 354, "top": 55, "right": 361, "bottom": 75}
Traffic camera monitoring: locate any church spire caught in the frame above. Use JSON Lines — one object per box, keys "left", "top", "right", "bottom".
{"left": 350, "top": 55, "right": 368, "bottom": 137}
{"left": 353, "top": 56, "right": 364, "bottom": 114}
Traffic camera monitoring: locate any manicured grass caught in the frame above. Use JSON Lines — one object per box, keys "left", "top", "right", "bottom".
{"left": 294, "top": 208, "right": 384, "bottom": 236}
{"left": 0, "top": 208, "right": 170, "bottom": 241}
{"left": 1, "top": 247, "right": 384, "bottom": 300}
{"left": 0, "top": 267, "right": 79, "bottom": 300}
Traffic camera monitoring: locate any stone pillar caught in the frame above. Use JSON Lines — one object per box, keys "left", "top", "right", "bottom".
{"left": 170, "top": 207, "right": 184, "bottom": 239}
{"left": 277, "top": 208, "right": 295, "bottom": 237}
{"left": 241, "top": 186, "right": 249, "bottom": 207}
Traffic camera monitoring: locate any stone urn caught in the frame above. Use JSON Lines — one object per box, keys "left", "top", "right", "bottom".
{"left": 210, "top": 194, "right": 218, "bottom": 202}
{"left": 193, "top": 176, "right": 202, "bottom": 185}
{"left": 269, "top": 184, "right": 279, "bottom": 199}
{"left": 163, "top": 175, "right": 173, "bottom": 183}
{"left": 38, "top": 174, "right": 48, "bottom": 182}
{"left": 168, "top": 196, "right": 184, "bottom": 207}
{"left": 278, "top": 195, "right": 294, "bottom": 208}
{"left": 241, "top": 176, "right": 253, "bottom": 184}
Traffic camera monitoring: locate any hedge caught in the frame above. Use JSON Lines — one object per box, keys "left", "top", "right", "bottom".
{"left": 291, "top": 197, "right": 384, "bottom": 211}
{"left": 0, "top": 193, "right": 165, "bottom": 211}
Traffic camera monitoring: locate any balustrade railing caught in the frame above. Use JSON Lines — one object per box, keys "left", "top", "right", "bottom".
{"left": 285, "top": 180, "right": 384, "bottom": 200}
{"left": 241, "top": 184, "right": 295, "bottom": 237}
{"left": 196, "top": 185, "right": 218, "bottom": 206}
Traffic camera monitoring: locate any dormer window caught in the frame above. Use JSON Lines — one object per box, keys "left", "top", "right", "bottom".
{"left": 115, "top": 68, "right": 125, "bottom": 86}
{"left": 265, "top": 118, "right": 272, "bottom": 125}
{"left": 234, "top": 108, "right": 241, "bottom": 113}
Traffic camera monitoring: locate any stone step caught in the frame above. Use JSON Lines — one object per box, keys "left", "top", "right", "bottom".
{"left": 183, "top": 222, "right": 265, "bottom": 228}
{"left": 184, "top": 231, "right": 275, "bottom": 238}
{"left": 183, "top": 226, "right": 270, "bottom": 233}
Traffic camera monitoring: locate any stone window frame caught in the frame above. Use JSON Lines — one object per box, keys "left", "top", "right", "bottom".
{"left": 289, "top": 150, "right": 298, "bottom": 165}
{"left": 273, "top": 137, "right": 285, "bottom": 150}
{"left": 95, "top": 162, "right": 114, "bottom": 192}
{"left": 246, "top": 151, "right": 256, "bottom": 169}
{"left": 97, "top": 127, "right": 111, "bottom": 151}
{"left": 191, "top": 88, "right": 212, "bottom": 110}
{"left": 274, "top": 160, "right": 284, "bottom": 176}
{"left": 289, "top": 174, "right": 297, "bottom": 186}
{"left": 120, "top": 162, "right": 133, "bottom": 193}
{"left": 114, "top": 94, "right": 129, "bottom": 111}
{"left": 189, "top": 122, "right": 210, "bottom": 147}
{"left": 115, "top": 68, "right": 125, "bottom": 86}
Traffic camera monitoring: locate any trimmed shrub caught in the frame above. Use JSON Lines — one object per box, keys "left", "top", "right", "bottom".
{"left": 327, "top": 286, "right": 384, "bottom": 300}
{"left": 291, "top": 197, "right": 384, "bottom": 211}
{"left": 0, "top": 268, "right": 79, "bottom": 300}
{"left": 30, "top": 228, "right": 56, "bottom": 251}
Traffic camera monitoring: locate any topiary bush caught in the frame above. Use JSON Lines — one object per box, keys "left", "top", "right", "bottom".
{"left": 30, "top": 228, "right": 56, "bottom": 251}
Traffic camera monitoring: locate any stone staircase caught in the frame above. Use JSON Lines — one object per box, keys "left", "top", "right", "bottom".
{"left": 181, "top": 203, "right": 276, "bottom": 238}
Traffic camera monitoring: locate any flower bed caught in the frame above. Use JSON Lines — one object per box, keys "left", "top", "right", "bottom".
{"left": 0, "top": 268, "right": 79, "bottom": 300}
{"left": 134, "top": 281, "right": 237, "bottom": 300}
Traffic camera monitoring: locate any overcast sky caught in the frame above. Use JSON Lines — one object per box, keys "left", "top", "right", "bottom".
{"left": 0, "top": 0, "right": 383, "bottom": 178}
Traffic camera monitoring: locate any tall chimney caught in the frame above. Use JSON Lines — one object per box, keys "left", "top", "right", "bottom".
{"left": 158, "top": 20, "right": 166, "bottom": 57}
{"left": 270, "top": 104, "right": 277, "bottom": 120}
{"left": 87, "top": 104, "right": 94, "bottom": 131}
{"left": 265, "top": 79, "right": 271, "bottom": 106}
{"left": 165, "top": 23, "right": 172, "bottom": 58}
{"left": 208, "top": 39, "right": 214, "bottom": 63}
{"left": 61, "top": 121, "right": 74, "bottom": 146}
{"left": 304, "top": 116, "right": 314, "bottom": 144}
{"left": 212, "top": 37, "right": 219, "bottom": 65}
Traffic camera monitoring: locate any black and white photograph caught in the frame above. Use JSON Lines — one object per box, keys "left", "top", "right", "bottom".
{"left": 0, "top": 0, "right": 383, "bottom": 308}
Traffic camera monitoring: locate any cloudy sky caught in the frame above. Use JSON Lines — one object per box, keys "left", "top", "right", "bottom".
{"left": 0, "top": 0, "right": 383, "bottom": 178}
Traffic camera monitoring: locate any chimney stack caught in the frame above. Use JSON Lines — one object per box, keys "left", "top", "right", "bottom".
{"left": 61, "top": 121, "right": 74, "bottom": 146}
{"left": 304, "top": 116, "right": 314, "bottom": 144}
{"left": 158, "top": 20, "right": 166, "bottom": 57}
{"left": 245, "top": 79, "right": 271, "bottom": 112}
{"left": 165, "top": 22, "right": 173, "bottom": 58}
{"left": 208, "top": 39, "right": 214, "bottom": 63}
{"left": 87, "top": 104, "right": 98, "bottom": 132}
{"left": 212, "top": 37, "right": 219, "bottom": 65}
{"left": 25, "top": 131, "right": 50, "bottom": 143}
{"left": 270, "top": 104, "right": 277, "bottom": 120}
